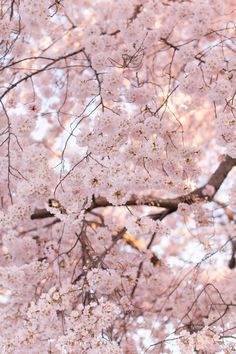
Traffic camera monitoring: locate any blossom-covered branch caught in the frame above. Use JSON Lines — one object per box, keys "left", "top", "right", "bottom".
{"left": 31, "top": 154, "right": 236, "bottom": 220}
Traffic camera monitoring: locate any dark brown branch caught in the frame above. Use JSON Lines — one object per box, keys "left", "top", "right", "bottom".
{"left": 31, "top": 209, "right": 54, "bottom": 220}
{"left": 31, "top": 155, "right": 236, "bottom": 220}
{"left": 90, "top": 154, "right": 236, "bottom": 210}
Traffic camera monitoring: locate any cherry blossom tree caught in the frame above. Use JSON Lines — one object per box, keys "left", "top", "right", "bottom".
{"left": 0, "top": 0, "right": 236, "bottom": 353}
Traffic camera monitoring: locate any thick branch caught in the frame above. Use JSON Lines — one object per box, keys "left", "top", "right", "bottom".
{"left": 90, "top": 155, "right": 236, "bottom": 210}
{"left": 31, "top": 209, "right": 54, "bottom": 220}
{"left": 31, "top": 155, "right": 236, "bottom": 220}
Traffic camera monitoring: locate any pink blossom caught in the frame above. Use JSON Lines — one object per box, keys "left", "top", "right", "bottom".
{"left": 0, "top": 1, "right": 236, "bottom": 353}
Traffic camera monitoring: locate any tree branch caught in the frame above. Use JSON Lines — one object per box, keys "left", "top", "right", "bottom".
{"left": 31, "top": 155, "right": 236, "bottom": 220}
{"left": 89, "top": 155, "right": 236, "bottom": 210}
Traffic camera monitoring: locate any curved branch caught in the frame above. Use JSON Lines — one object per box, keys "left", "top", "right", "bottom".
{"left": 90, "top": 155, "right": 236, "bottom": 210}
{"left": 31, "top": 155, "right": 236, "bottom": 220}
{"left": 0, "top": 48, "right": 85, "bottom": 101}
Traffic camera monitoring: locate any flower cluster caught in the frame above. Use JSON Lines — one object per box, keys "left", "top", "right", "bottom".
{"left": 87, "top": 268, "right": 121, "bottom": 294}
